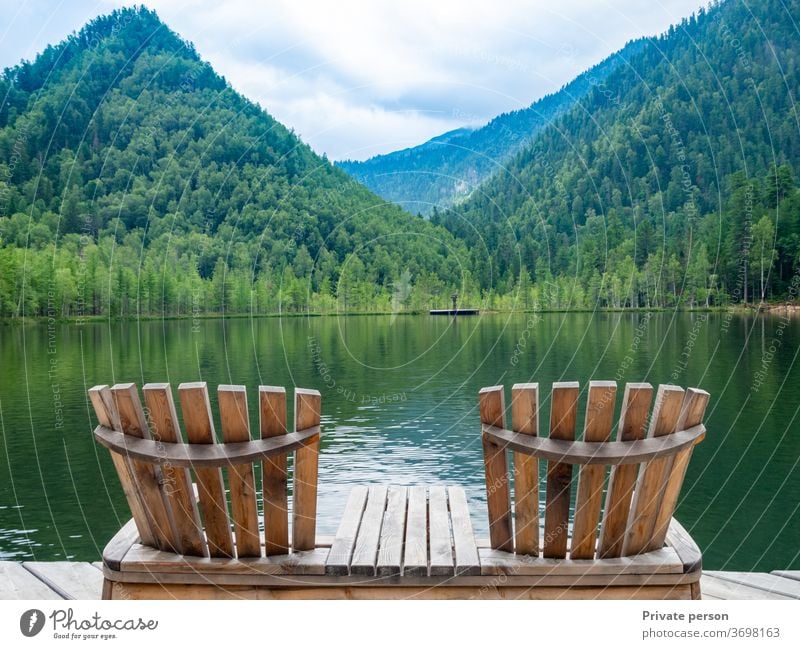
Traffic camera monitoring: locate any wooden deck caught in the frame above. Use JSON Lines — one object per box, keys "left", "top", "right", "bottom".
{"left": 0, "top": 561, "right": 796, "bottom": 600}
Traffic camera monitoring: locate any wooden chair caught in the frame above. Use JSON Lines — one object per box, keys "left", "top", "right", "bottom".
{"left": 90, "top": 379, "right": 708, "bottom": 600}
{"left": 479, "top": 381, "right": 709, "bottom": 599}
{"left": 89, "top": 382, "right": 323, "bottom": 600}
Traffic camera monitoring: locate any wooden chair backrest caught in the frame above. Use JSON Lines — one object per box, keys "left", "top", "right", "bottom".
{"left": 480, "top": 381, "right": 709, "bottom": 559}
{"left": 88, "top": 382, "right": 321, "bottom": 558}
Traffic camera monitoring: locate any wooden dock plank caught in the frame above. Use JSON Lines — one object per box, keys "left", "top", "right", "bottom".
{"left": 325, "top": 486, "right": 368, "bottom": 576}
{"left": 429, "top": 486, "right": 454, "bottom": 577}
{"left": 771, "top": 570, "right": 800, "bottom": 582}
{"left": 350, "top": 486, "right": 388, "bottom": 576}
{"left": 376, "top": 486, "right": 407, "bottom": 577}
{"left": 700, "top": 574, "right": 793, "bottom": 600}
{"left": 448, "top": 486, "right": 480, "bottom": 576}
{"left": 404, "top": 486, "right": 428, "bottom": 577}
{"left": 0, "top": 562, "right": 62, "bottom": 599}
{"left": 22, "top": 562, "right": 104, "bottom": 600}
{"left": 705, "top": 571, "right": 800, "bottom": 599}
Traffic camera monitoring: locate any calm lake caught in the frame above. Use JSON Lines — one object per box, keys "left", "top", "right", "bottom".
{"left": 0, "top": 312, "right": 798, "bottom": 571}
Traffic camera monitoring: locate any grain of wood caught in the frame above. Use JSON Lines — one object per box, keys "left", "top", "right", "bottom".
{"left": 648, "top": 388, "right": 709, "bottom": 551}
{"left": 699, "top": 574, "right": 792, "bottom": 600}
{"left": 259, "top": 386, "right": 289, "bottom": 555}
{"left": 771, "top": 571, "right": 800, "bottom": 582}
{"left": 704, "top": 571, "right": 800, "bottom": 599}
{"left": 0, "top": 562, "right": 62, "bottom": 599}
{"left": 23, "top": 562, "right": 104, "bottom": 600}
{"left": 479, "top": 386, "right": 513, "bottom": 551}
{"left": 142, "top": 383, "right": 207, "bottom": 556}
{"left": 511, "top": 383, "right": 539, "bottom": 556}
{"left": 112, "top": 383, "right": 178, "bottom": 552}
{"left": 88, "top": 386, "right": 155, "bottom": 548}
{"left": 178, "top": 382, "right": 234, "bottom": 558}
{"left": 108, "top": 581, "right": 693, "bottom": 601}
{"left": 570, "top": 381, "right": 617, "bottom": 559}
{"left": 598, "top": 382, "right": 652, "bottom": 558}
{"left": 121, "top": 544, "right": 329, "bottom": 576}
{"left": 625, "top": 385, "right": 685, "bottom": 556}
{"left": 448, "top": 486, "right": 480, "bottom": 576}
{"left": 478, "top": 546, "right": 682, "bottom": 576}
{"left": 218, "top": 385, "right": 261, "bottom": 558}
{"left": 664, "top": 517, "right": 702, "bottom": 573}
{"left": 350, "top": 486, "right": 388, "bottom": 576}
{"left": 376, "top": 486, "right": 407, "bottom": 577}
{"left": 403, "top": 486, "right": 428, "bottom": 577}
{"left": 326, "top": 486, "right": 368, "bottom": 576}
{"left": 428, "top": 486, "right": 454, "bottom": 577}
{"left": 293, "top": 388, "right": 321, "bottom": 551}
{"left": 543, "top": 382, "right": 579, "bottom": 559}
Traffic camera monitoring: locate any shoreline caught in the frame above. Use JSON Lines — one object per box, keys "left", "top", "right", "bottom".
{"left": 3, "top": 304, "right": 797, "bottom": 325}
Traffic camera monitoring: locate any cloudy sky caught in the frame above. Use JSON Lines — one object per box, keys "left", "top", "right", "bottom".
{"left": 0, "top": 0, "right": 706, "bottom": 160}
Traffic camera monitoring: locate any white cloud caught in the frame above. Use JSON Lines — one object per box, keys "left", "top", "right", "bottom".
{"left": 0, "top": 0, "right": 708, "bottom": 159}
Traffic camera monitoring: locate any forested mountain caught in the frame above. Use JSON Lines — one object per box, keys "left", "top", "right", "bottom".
{"left": 337, "top": 40, "right": 646, "bottom": 216}
{"left": 0, "top": 8, "right": 469, "bottom": 318}
{"left": 434, "top": 0, "right": 800, "bottom": 309}
{"left": 1, "top": 1, "right": 798, "bottom": 319}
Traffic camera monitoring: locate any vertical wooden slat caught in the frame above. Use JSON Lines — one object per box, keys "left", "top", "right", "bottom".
{"left": 570, "top": 381, "right": 617, "bottom": 559}
{"left": 350, "top": 485, "right": 388, "bottom": 576}
{"left": 403, "top": 486, "right": 428, "bottom": 576}
{"left": 480, "top": 386, "right": 513, "bottom": 552}
{"left": 448, "top": 486, "right": 480, "bottom": 576}
{"left": 259, "top": 386, "right": 289, "bottom": 555}
{"left": 218, "top": 385, "right": 261, "bottom": 558}
{"left": 543, "top": 382, "right": 580, "bottom": 559}
{"left": 376, "top": 486, "right": 407, "bottom": 577}
{"left": 88, "top": 385, "right": 155, "bottom": 548}
{"left": 325, "top": 486, "right": 368, "bottom": 575}
{"left": 293, "top": 388, "right": 321, "bottom": 551}
{"left": 429, "top": 486, "right": 454, "bottom": 576}
{"left": 178, "top": 382, "right": 234, "bottom": 558}
{"left": 511, "top": 383, "right": 539, "bottom": 556}
{"left": 624, "top": 385, "right": 685, "bottom": 556}
{"left": 598, "top": 382, "right": 653, "bottom": 558}
{"left": 142, "top": 383, "right": 207, "bottom": 557}
{"left": 111, "top": 383, "right": 177, "bottom": 552}
{"left": 648, "top": 388, "right": 710, "bottom": 551}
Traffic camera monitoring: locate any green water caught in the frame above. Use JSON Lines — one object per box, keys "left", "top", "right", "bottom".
{"left": 0, "top": 312, "right": 797, "bottom": 571}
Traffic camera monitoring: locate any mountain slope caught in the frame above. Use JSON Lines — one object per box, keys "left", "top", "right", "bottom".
{"left": 435, "top": 0, "right": 800, "bottom": 308}
{"left": 337, "top": 39, "right": 646, "bottom": 215}
{"left": 0, "top": 7, "right": 469, "bottom": 317}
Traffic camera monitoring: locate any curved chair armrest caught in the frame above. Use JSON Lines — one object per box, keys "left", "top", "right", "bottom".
{"left": 482, "top": 423, "right": 705, "bottom": 465}
{"left": 665, "top": 518, "right": 703, "bottom": 574}
{"left": 94, "top": 424, "right": 321, "bottom": 468}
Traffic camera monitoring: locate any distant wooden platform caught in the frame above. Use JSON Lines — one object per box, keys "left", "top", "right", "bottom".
{"left": 1, "top": 562, "right": 797, "bottom": 600}
{"left": 429, "top": 309, "right": 479, "bottom": 315}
